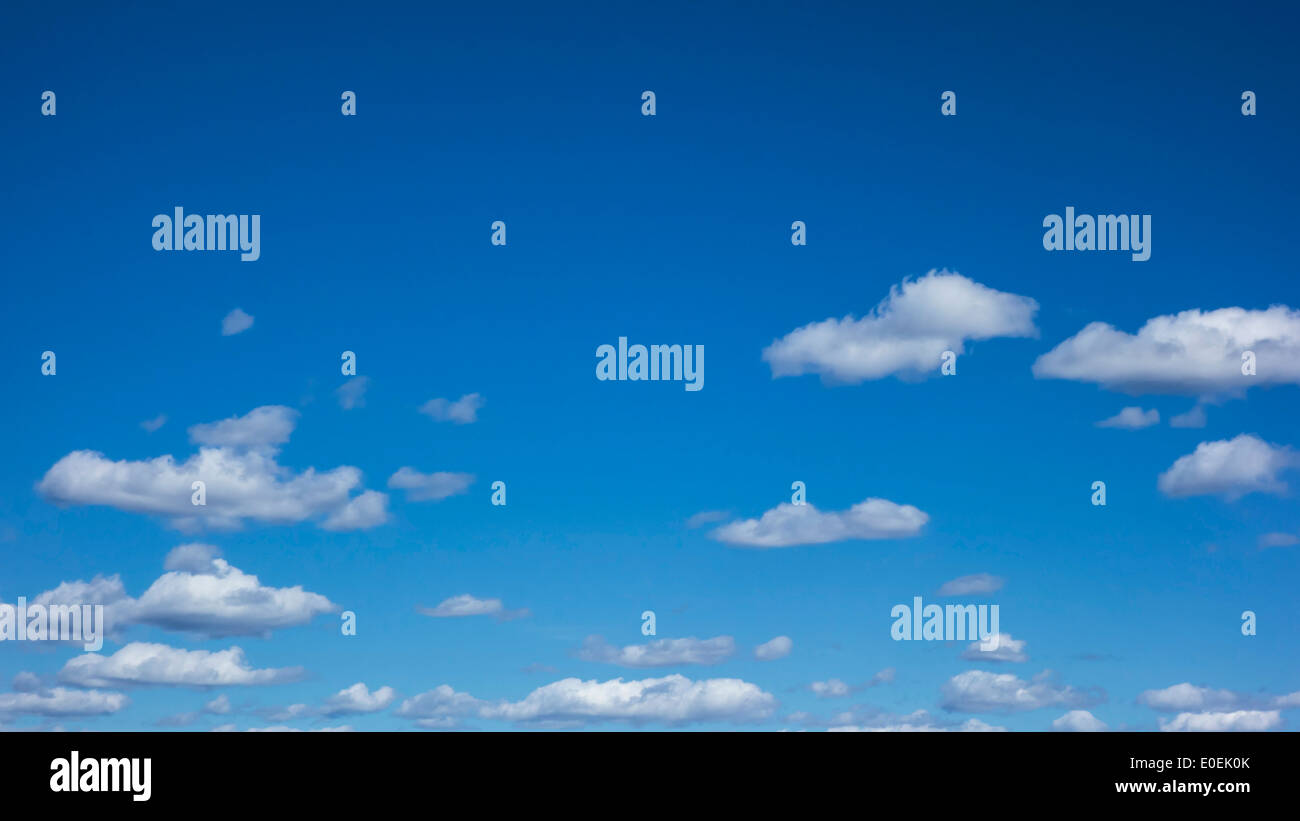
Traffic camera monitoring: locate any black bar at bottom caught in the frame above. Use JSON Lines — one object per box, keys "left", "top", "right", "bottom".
{"left": 3, "top": 731, "right": 1287, "bottom": 808}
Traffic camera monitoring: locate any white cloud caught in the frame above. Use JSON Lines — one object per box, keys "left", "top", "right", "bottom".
{"left": 37, "top": 406, "right": 389, "bottom": 531}
{"left": 236, "top": 725, "right": 354, "bottom": 733}
{"left": 320, "top": 683, "right": 397, "bottom": 717}
{"left": 936, "top": 573, "right": 1004, "bottom": 596}
{"left": 28, "top": 550, "right": 335, "bottom": 640}
{"left": 128, "top": 557, "right": 336, "bottom": 638}
{"left": 870, "top": 667, "right": 897, "bottom": 686}
{"left": 336, "top": 376, "right": 369, "bottom": 410}
{"left": 1033, "top": 305, "right": 1300, "bottom": 397}
{"left": 1096, "top": 406, "right": 1159, "bottom": 429}
{"left": 140, "top": 414, "right": 168, "bottom": 433}
{"left": 394, "top": 685, "right": 483, "bottom": 727}
{"left": 163, "top": 543, "right": 223, "bottom": 573}
{"left": 829, "top": 709, "right": 1005, "bottom": 732}
{"left": 1259, "top": 532, "right": 1299, "bottom": 548}
{"left": 763, "top": 271, "right": 1038, "bottom": 383}
{"left": 940, "top": 670, "right": 1098, "bottom": 713}
{"left": 961, "top": 633, "right": 1027, "bottom": 663}
{"left": 59, "top": 643, "right": 304, "bottom": 688}
{"left": 205, "top": 694, "right": 231, "bottom": 715}
{"left": 417, "top": 594, "right": 527, "bottom": 620}
{"left": 753, "top": 635, "right": 793, "bottom": 661}
{"left": 11, "top": 575, "right": 132, "bottom": 641}
{"left": 420, "top": 594, "right": 502, "bottom": 617}
{"left": 221, "top": 308, "right": 255, "bottom": 336}
{"left": 1052, "top": 710, "right": 1108, "bottom": 732}
{"left": 1169, "top": 404, "right": 1207, "bottom": 428}
{"left": 387, "top": 468, "right": 474, "bottom": 501}
{"left": 0, "top": 687, "right": 128, "bottom": 718}
{"left": 261, "top": 703, "right": 311, "bottom": 722}
{"left": 711, "top": 498, "right": 928, "bottom": 548}
{"left": 685, "top": 510, "right": 730, "bottom": 529}
{"left": 1157, "top": 434, "right": 1297, "bottom": 500}
{"left": 578, "top": 635, "right": 735, "bottom": 667}
{"left": 419, "top": 393, "right": 484, "bottom": 424}
{"left": 811, "top": 679, "right": 850, "bottom": 698}
{"left": 189, "top": 406, "right": 297, "bottom": 448}
{"left": 397, "top": 676, "right": 777, "bottom": 728}
{"left": 479, "top": 674, "right": 777, "bottom": 725}
{"left": 1159, "top": 710, "right": 1282, "bottom": 732}
{"left": 321, "top": 490, "right": 389, "bottom": 531}
{"left": 1138, "top": 683, "right": 1240, "bottom": 712}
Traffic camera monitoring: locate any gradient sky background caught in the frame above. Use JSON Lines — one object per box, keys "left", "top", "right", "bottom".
{"left": 1, "top": 0, "right": 1297, "bottom": 731}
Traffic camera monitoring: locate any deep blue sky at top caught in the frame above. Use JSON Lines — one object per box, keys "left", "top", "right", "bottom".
{"left": 0, "top": 1, "right": 1297, "bottom": 730}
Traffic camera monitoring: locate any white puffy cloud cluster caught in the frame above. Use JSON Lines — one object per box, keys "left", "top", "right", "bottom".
{"left": 711, "top": 498, "right": 928, "bottom": 548}
{"left": 764, "top": 271, "right": 1039, "bottom": 383}
{"left": 37, "top": 406, "right": 389, "bottom": 531}
{"left": 1034, "top": 305, "right": 1300, "bottom": 397}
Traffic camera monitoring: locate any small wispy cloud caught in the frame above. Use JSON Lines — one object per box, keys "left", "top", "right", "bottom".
{"left": 418, "top": 594, "right": 529, "bottom": 621}
{"left": 336, "top": 376, "right": 369, "bottom": 410}
{"left": 221, "top": 308, "right": 254, "bottom": 336}
{"left": 936, "top": 573, "right": 1004, "bottom": 596}
{"left": 419, "top": 393, "right": 484, "bottom": 424}
{"left": 140, "top": 414, "right": 168, "bottom": 433}
{"left": 1095, "top": 406, "right": 1159, "bottom": 429}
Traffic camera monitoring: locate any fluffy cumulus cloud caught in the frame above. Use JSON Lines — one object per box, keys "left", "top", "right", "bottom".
{"left": 397, "top": 676, "right": 776, "bottom": 728}
{"left": 1096, "top": 406, "right": 1159, "bottom": 429}
{"left": 419, "top": 393, "right": 484, "bottom": 424}
{"left": 320, "top": 683, "right": 397, "bottom": 717}
{"left": 0, "top": 687, "right": 129, "bottom": 718}
{"left": 1052, "top": 710, "right": 1108, "bottom": 732}
{"left": 127, "top": 556, "right": 336, "bottom": 638}
{"left": 937, "top": 573, "right": 1004, "bottom": 596}
{"left": 188, "top": 406, "right": 296, "bottom": 448}
{"left": 59, "top": 643, "right": 304, "bottom": 688}
{"left": 1137, "top": 683, "right": 1241, "bottom": 712}
{"left": 36, "top": 406, "right": 389, "bottom": 531}
{"left": 479, "top": 675, "right": 777, "bottom": 726}
{"left": 1033, "top": 305, "right": 1300, "bottom": 397}
{"left": 1157, "top": 434, "right": 1297, "bottom": 500}
{"left": 577, "top": 636, "right": 735, "bottom": 667}
{"left": 394, "top": 685, "right": 484, "bottom": 728}
{"left": 940, "top": 670, "right": 1100, "bottom": 713}
{"left": 1158, "top": 710, "right": 1282, "bottom": 732}
{"left": 763, "top": 271, "right": 1038, "bottom": 383}
{"left": 164, "top": 543, "right": 222, "bottom": 573}
{"left": 961, "top": 633, "right": 1027, "bottom": 663}
{"left": 417, "top": 594, "right": 528, "bottom": 620}
{"left": 22, "top": 547, "right": 336, "bottom": 640}
{"left": 711, "top": 498, "right": 928, "bottom": 548}
{"left": 387, "top": 468, "right": 474, "bottom": 501}
{"left": 5, "top": 575, "right": 133, "bottom": 643}
{"left": 753, "top": 635, "right": 793, "bottom": 661}
{"left": 321, "top": 490, "right": 389, "bottom": 531}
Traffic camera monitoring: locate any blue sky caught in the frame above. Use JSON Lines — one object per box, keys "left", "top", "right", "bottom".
{"left": 1, "top": 0, "right": 1297, "bottom": 731}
